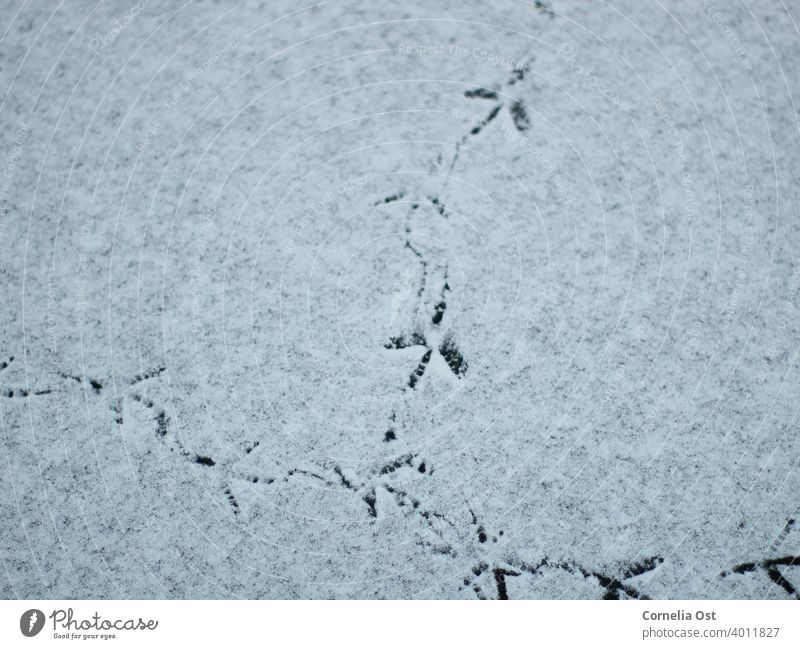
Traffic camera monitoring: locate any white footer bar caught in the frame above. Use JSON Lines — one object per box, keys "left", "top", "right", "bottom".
{"left": 1, "top": 600, "right": 797, "bottom": 648}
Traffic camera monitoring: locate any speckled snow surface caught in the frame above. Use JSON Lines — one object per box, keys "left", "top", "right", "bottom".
{"left": 2, "top": 0, "right": 800, "bottom": 599}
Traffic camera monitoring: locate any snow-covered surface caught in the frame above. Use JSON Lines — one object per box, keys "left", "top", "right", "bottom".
{"left": 1, "top": 0, "right": 800, "bottom": 599}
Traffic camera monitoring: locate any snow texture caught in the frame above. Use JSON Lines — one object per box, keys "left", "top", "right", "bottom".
{"left": 1, "top": 0, "right": 800, "bottom": 599}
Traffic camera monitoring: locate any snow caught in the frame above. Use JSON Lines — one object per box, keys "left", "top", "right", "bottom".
{"left": 1, "top": 0, "right": 799, "bottom": 599}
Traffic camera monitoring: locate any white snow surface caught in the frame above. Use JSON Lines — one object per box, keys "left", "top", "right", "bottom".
{"left": 1, "top": 0, "right": 800, "bottom": 599}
